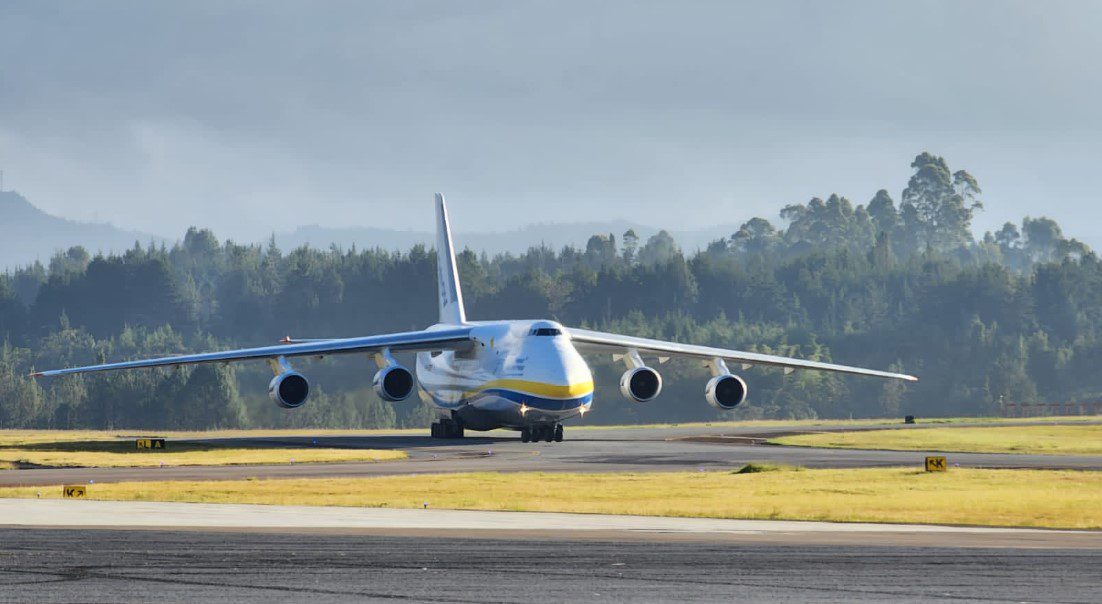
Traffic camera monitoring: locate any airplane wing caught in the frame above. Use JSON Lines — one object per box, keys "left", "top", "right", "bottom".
{"left": 567, "top": 327, "right": 917, "bottom": 381}
{"left": 31, "top": 327, "right": 475, "bottom": 378}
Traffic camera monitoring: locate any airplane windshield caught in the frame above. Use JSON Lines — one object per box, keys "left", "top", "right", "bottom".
{"left": 530, "top": 328, "right": 562, "bottom": 337}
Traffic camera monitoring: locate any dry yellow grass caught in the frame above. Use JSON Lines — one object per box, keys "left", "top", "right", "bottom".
{"left": 574, "top": 415, "right": 1100, "bottom": 431}
{"left": 0, "top": 448, "right": 405, "bottom": 468}
{"left": 3, "top": 467, "right": 1099, "bottom": 529}
{"left": 0, "top": 428, "right": 422, "bottom": 448}
{"left": 772, "top": 425, "right": 1102, "bottom": 455}
{"left": 0, "top": 430, "right": 406, "bottom": 468}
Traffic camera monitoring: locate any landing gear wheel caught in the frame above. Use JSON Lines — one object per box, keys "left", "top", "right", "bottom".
{"left": 449, "top": 418, "right": 464, "bottom": 439}
{"left": 431, "top": 418, "right": 465, "bottom": 439}
{"left": 554, "top": 424, "right": 563, "bottom": 442}
{"left": 520, "top": 427, "right": 531, "bottom": 443}
{"left": 543, "top": 425, "right": 554, "bottom": 442}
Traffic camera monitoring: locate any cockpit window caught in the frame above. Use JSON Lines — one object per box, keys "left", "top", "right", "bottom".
{"left": 530, "top": 327, "right": 562, "bottom": 337}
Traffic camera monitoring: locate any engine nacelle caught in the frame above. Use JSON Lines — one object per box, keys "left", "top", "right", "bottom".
{"left": 373, "top": 364, "right": 415, "bottom": 402}
{"left": 268, "top": 371, "right": 310, "bottom": 409}
{"left": 705, "top": 374, "right": 748, "bottom": 410}
{"left": 620, "top": 366, "right": 663, "bottom": 402}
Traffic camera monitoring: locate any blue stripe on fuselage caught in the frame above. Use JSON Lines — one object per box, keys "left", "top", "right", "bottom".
{"left": 422, "top": 386, "right": 592, "bottom": 411}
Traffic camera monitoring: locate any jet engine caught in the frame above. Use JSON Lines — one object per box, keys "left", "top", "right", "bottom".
{"left": 268, "top": 371, "right": 310, "bottom": 408}
{"left": 705, "top": 374, "right": 748, "bottom": 410}
{"left": 620, "top": 366, "right": 663, "bottom": 402}
{"left": 373, "top": 364, "right": 415, "bottom": 402}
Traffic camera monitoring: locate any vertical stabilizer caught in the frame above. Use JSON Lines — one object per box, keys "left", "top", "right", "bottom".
{"left": 434, "top": 193, "right": 467, "bottom": 324}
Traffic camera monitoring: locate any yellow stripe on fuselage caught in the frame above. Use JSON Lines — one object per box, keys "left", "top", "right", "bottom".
{"left": 463, "top": 379, "right": 594, "bottom": 400}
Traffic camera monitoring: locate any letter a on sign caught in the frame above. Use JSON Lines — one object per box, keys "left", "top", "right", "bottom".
{"left": 925, "top": 456, "right": 947, "bottom": 472}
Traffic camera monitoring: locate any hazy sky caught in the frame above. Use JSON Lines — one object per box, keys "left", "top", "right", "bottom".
{"left": 2, "top": 1, "right": 1102, "bottom": 245}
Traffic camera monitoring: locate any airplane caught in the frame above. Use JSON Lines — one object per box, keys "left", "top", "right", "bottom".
{"left": 33, "top": 194, "right": 917, "bottom": 442}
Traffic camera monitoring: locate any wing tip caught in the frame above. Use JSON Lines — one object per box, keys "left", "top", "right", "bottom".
{"left": 28, "top": 371, "right": 44, "bottom": 379}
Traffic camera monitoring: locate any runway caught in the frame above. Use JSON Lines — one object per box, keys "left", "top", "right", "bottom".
{"left": 2, "top": 423, "right": 1100, "bottom": 487}
{"left": 3, "top": 423, "right": 1099, "bottom": 602}
{"left": 1, "top": 527, "right": 1099, "bottom": 602}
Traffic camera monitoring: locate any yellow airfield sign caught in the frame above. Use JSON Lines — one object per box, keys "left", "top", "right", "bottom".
{"left": 136, "top": 438, "right": 166, "bottom": 450}
{"left": 925, "top": 456, "right": 947, "bottom": 472}
{"left": 63, "top": 485, "right": 86, "bottom": 498}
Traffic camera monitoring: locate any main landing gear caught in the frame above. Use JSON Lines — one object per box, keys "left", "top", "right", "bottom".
{"left": 521, "top": 424, "right": 563, "bottom": 443}
{"left": 430, "top": 417, "right": 464, "bottom": 439}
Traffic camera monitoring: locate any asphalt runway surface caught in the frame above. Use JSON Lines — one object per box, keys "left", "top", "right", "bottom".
{"left": 2, "top": 423, "right": 1099, "bottom": 602}
{"left": 2, "top": 528, "right": 1099, "bottom": 603}
{"left": 2, "top": 422, "right": 1100, "bottom": 487}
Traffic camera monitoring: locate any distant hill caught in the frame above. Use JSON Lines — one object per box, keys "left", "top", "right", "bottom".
{"left": 0, "top": 191, "right": 164, "bottom": 270}
{"left": 0, "top": 191, "right": 741, "bottom": 270}
{"left": 275, "top": 221, "right": 741, "bottom": 256}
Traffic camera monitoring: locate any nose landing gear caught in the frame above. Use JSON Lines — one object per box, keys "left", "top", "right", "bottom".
{"left": 521, "top": 424, "right": 563, "bottom": 443}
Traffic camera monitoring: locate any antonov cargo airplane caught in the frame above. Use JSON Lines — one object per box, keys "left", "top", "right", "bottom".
{"left": 34, "top": 194, "right": 917, "bottom": 442}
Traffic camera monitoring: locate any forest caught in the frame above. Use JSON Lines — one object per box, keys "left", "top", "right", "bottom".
{"left": 1, "top": 152, "right": 1098, "bottom": 429}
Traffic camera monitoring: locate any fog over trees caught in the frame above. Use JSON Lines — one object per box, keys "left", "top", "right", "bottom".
{"left": 1, "top": 152, "right": 1097, "bottom": 429}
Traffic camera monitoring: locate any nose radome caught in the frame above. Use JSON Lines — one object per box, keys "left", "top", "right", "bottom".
{"left": 553, "top": 347, "right": 593, "bottom": 387}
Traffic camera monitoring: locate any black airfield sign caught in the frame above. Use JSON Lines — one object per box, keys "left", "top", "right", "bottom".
{"left": 136, "top": 438, "right": 166, "bottom": 450}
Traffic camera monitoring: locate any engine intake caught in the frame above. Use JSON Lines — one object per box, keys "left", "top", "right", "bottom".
{"left": 705, "top": 374, "right": 747, "bottom": 410}
{"left": 269, "top": 371, "right": 310, "bottom": 408}
{"left": 620, "top": 366, "right": 663, "bottom": 402}
{"left": 374, "top": 365, "right": 415, "bottom": 402}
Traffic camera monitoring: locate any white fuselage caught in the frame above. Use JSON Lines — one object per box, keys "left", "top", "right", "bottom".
{"left": 415, "top": 320, "right": 594, "bottom": 431}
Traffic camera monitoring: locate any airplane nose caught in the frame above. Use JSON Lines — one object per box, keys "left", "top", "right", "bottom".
{"left": 553, "top": 346, "right": 593, "bottom": 389}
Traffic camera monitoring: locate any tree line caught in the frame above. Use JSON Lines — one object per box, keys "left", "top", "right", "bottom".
{"left": 1, "top": 152, "right": 1098, "bottom": 429}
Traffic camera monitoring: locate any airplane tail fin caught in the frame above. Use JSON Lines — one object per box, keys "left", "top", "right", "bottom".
{"left": 434, "top": 193, "right": 467, "bottom": 325}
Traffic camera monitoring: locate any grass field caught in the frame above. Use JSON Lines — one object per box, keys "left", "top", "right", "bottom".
{"left": 574, "top": 415, "right": 1101, "bottom": 431}
{"left": 771, "top": 424, "right": 1102, "bottom": 455}
{"left": 4, "top": 467, "right": 1100, "bottom": 529}
{"left": 0, "top": 430, "right": 406, "bottom": 468}
{"left": 0, "top": 429, "right": 422, "bottom": 448}
{"left": 0, "top": 448, "right": 406, "bottom": 468}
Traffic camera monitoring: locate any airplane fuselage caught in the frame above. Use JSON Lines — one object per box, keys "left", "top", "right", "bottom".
{"left": 416, "top": 320, "right": 594, "bottom": 431}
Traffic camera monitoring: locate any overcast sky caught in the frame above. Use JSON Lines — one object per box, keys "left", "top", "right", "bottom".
{"left": 2, "top": 1, "right": 1101, "bottom": 245}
